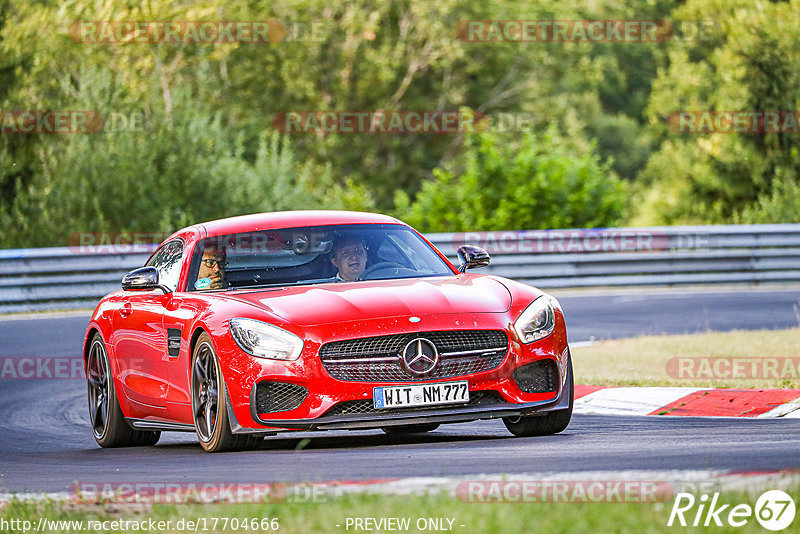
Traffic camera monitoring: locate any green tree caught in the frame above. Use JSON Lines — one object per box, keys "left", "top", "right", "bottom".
{"left": 1, "top": 0, "right": 690, "bottom": 243}
{"left": 635, "top": 0, "right": 800, "bottom": 224}
{"left": 1, "top": 0, "right": 669, "bottom": 215}
{"left": 0, "top": 81, "right": 369, "bottom": 248}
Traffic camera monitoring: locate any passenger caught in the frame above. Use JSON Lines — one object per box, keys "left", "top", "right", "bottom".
{"left": 196, "top": 246, "right": 228, "bottom": 290}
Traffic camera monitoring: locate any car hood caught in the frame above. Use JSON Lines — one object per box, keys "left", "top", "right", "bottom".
{"left": 226, "top": 276, "right": 512, "bottom": 326}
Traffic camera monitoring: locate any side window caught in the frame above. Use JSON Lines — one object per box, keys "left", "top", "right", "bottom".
{"left": 146, "top": 240, "right": 184, "bottom": 292}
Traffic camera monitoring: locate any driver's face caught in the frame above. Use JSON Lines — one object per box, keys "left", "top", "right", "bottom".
{"left": 331, "top": 242, "right": 367, "bottom": 281}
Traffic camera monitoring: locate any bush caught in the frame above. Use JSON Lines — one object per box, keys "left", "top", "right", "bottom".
{"left": 736, "top": 174, "right": 800, "bottom": 224}
{"left": 394, "top": 123, "right": 627, "bottom": 232}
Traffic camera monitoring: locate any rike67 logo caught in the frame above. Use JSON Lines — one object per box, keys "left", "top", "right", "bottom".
{"left": 668, "top": 490, "right": 796, "bottom": 531}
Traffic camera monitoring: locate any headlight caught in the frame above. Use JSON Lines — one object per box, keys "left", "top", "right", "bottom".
{"left": 513, "top": 296, "right": 556, "bottom": 343}
{"left": 229, "top": 318, "right": 303, "bottom": 360}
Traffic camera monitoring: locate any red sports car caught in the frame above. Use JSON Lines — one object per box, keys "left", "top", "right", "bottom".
{"left": 84, "top": 211, "right": 573, "bottom": 452}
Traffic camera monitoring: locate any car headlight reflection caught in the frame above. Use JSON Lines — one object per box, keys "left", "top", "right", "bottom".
{"left": 513, "top": 296, "right": 556, "bottom": 344}
{"left": 229, "top": 318, "right": 303, "bottom": 360}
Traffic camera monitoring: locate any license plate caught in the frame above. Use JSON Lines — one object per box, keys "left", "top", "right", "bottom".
{"left": 373, "top": 381, "right": 469, "bottom": 409}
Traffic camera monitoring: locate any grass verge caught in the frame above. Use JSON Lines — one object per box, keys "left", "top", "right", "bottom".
{"left": 572, "top": 327, "right": 800, "bottom": 388}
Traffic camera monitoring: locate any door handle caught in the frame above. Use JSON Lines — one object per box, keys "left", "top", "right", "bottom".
{"left": 119, "top": 303, "right": 132, "bottom": 317}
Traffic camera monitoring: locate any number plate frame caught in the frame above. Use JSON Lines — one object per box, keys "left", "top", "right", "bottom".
{"left": 373, "top": 381, "right": 469, "bottom": 409}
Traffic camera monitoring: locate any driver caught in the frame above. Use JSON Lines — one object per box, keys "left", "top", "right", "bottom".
{"left": 196, "top": 245, "right": 228, "bottom": 290}
{"left": 330, "top": 237, "right": 367, "bottom": 281}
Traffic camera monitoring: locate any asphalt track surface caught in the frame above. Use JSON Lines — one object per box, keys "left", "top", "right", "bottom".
{"left": 1, "top": 288, "right": 799, "bottom": 493}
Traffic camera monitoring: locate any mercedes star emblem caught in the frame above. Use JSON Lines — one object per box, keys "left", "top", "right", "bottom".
{"left": 401, "top": 338, "right": 439, "bottom": 375}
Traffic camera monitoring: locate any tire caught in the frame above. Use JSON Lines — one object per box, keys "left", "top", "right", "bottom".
{"left": 191, "top": 333, "right": 260, "bottom": 452}
{"left": 86, "top": 334, "right": 160, "bottom": 448}
{"left": 503, "top": 352, "right": 574, "bottom": 437}
{"left": 381, "top": 423, "right": 440, "bottom": 435}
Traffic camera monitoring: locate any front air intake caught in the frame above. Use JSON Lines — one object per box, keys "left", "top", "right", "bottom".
{"left": 513, "top": 360, "right": 558, "bottom": 393}
{"left": 254, "top": 381, "right": 308, "bottom": 413}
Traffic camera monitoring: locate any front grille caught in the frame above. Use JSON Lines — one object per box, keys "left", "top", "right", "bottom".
{"left": 324, "top": 390, "right": 508, "bottom": 417}
{"left": 319, "top": 330, "right": 508, "bottom": 382}
{"left": 255, "top": 381, "right": 308, "bottom": 413}
{"left": 513, "top": 359, "right": 558, "bottom": 393}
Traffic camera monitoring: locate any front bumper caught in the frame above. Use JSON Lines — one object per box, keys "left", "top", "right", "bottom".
{"left": 226, "top": 357, "right": 572, "bottom": 436}
{"left": 247, "top": 370, "right": 571, "bottom": 432}
{"left": 219, "top": 313, "right": 571, "bottom": 434}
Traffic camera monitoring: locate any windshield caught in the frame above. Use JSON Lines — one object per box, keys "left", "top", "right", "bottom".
{"left": 188, "top": 223, "right": 454, "bottom": 291}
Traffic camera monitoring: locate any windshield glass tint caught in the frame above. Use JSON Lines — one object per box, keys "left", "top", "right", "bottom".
{"left": 189, "top": 224, "right": 453, "bottom": 291}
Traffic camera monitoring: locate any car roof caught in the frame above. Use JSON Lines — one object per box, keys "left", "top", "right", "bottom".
{"left": 194, "top": 210, "right": 404, "bottom": 238}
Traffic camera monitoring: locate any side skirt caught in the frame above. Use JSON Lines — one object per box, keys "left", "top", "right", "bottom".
{"left": 125, "top": 419, "right": 196, "bottom": 432}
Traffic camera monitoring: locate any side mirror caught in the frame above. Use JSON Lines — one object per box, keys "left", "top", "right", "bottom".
{"left": 122, "top": 267, "right": 171, "bottom": 293}
{"left": 457, "top": 245, "right": 490, "bottom": 273}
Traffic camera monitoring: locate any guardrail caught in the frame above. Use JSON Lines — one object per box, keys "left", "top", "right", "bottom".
{"left": 1, "top": 224, "right": 799, "bottom": 313}
{"left": 0, "top": 246, "right": 155, "bottom": 313}
{"left": 427, "top": 224, "right": 800, "bottom": 289}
